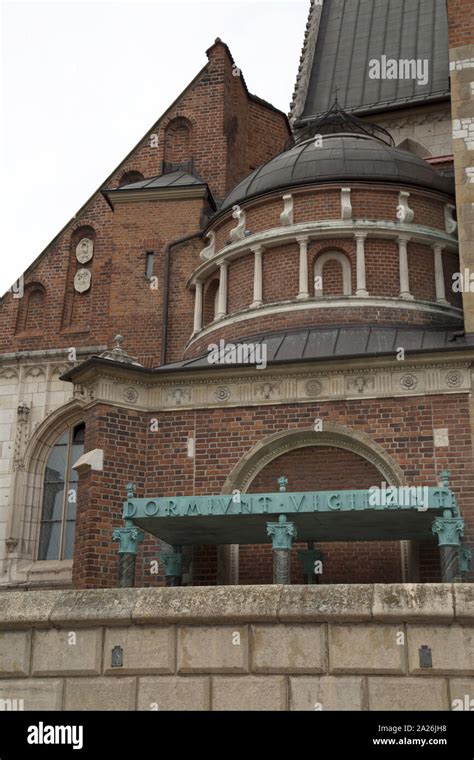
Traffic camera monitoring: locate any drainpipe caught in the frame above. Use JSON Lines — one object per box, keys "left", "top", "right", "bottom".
{"left": 160, "top": 231, "right": 203, "bottom": 366}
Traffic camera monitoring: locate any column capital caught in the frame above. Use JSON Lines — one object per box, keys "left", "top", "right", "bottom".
{"left": 295, "top": 235, "right": 309, "bottom": 245}
{"left": 266, "top": 514, "right": 297, "bottom": 550}
{"left": 397, "top": 234, "right": 411, "bottom": 244}
{"left": 432, "top": 242, "right": 444, "bottom": 252}
{"left": 219, "top": 260, "right": 229, "bottom": 271}
{"left": 112, "top": 524, "right": 145, "bottom": 555}
{"left": 158, "top": 551, "right": 184, "bottom": 577}
{"left": 250, "top": 244, "right": 263, "bottom": 255}
{"left": 354, "top": 231, "right": 368, "bottom": 241}
{"left": 432, "top": 515, "right": 464, "bottom": 547}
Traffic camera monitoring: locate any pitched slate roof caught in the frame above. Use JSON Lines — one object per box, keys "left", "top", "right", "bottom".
{"left": 153, "top": 325, "right": 465, "bottom": 372}
{"left": 295, "top": 0, "right": 450, "bottom": 122}
{"left": 117, "top": 170, "right": 206, "bottom": 190}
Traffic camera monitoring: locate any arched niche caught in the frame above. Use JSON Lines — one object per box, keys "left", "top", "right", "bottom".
{"left": 314, "top": 251, "right": 352, "bottom": 296}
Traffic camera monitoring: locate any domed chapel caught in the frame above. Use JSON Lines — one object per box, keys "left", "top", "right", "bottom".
{"left": 0, "top": 0, "right": 473, "bottom": 591}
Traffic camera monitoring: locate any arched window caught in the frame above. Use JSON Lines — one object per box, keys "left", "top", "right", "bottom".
{"left": 314, "top": 252, "right": 352, "bottom": 297}
{"left": 38, "top": 422, "right": 85, "bottom": 560}
{"left": 118, "top": 170, "right": 145, "bottom": 187}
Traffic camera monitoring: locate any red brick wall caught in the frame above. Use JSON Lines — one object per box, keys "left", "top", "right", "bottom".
{"left": 447, "top": 0, "right": 474, "bottom": 47}
{"left": 211, "top": 186, "right": 449, "bottom": 253}
{"left": 0, "top": 40, "right": 289, "bottom": 366}
{"left": 72, "top": 393, "right": 473, "bottom": 588}
{"left": 239, "top": 446, "right": 403, "bottom": 584}
{"left": 321, "top": 259, "right": 345, "bottom": 296}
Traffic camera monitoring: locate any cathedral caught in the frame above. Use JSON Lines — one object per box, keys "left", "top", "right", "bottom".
{"left": 0, "top": 0, "right": 473, "bottom": 593}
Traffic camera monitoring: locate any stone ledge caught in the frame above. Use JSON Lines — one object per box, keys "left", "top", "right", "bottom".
{"left": 0, "top": 584, "right": 466, "bottom": 628}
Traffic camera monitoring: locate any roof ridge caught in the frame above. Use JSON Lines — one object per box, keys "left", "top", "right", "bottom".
{"left": 289, "top": 0, "right": 325, "bottom": 125}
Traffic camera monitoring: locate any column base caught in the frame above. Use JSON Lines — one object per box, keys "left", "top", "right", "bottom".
{"left": 400, "top": 292, "right": 415, "bottom": 300}
{"left": 356, "top": 289, "right": 369, "bottom": 297}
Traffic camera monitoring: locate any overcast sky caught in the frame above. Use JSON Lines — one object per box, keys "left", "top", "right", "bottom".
{"left": 0, "top": 0, "right": 308, "bottom": 294}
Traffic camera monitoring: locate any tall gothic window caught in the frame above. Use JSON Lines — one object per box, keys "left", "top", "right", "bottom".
{"left": 38, "top": 423, "right": 85, "bottom": 560}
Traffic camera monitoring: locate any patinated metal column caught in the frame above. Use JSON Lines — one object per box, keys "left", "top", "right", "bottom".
{"left": 112, "top": 483, "right": 144, "bottom": 588}
{"left": 267, "top": 514, "right": 297, "bottom": 584}
{"left": 432, "top": 471, "right": 465, "bottom": 582}
{"left": 112, "top": 522, "right": 145, "bottom": 588}
{"left": 432, "top": 509, "right": 464, "bottom": 581}
{"left": 159, "top": 546, "right": 184, "bottom": 586}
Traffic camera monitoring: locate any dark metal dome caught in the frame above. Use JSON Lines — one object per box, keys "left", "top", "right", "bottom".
{"left": 220, "top": 133, "right": 454, "bottom": 212}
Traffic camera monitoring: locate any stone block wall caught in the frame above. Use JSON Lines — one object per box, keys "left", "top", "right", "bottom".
{"left": 0, "top": 584, "right": 472, "bottom": 711}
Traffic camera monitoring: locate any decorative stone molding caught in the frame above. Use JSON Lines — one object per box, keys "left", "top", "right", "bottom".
{"left": 221, "top": 423, "right": 408, "bottom": 493}
{"left": 199, "top": 231, "right": 216, "bottom": 261}
{"left": 25, "top": 366, "right": 45, "bottom": 380}
{"left": 75, "top": 238, "right": 94, "bottom": 264}
{"left": 214, "top": 386, "right": 231, "bottom": 402}
{"left": 167, "top": 388, "right": 191, "bottom": 406}
{"left": 397, "top": 192, "right": 414, "bottom": 223}
{"left": 444, "top": 204, "right": 457, "bottom": 235}
{"left": 0, "top": 368, "right": 18, "bottom": 380}
{"left": 229, "top": 205, "right": 247, "bottom": 242}
{"left": 13, "top": 402, "right": 30, "bottom": 471}
{"left": 341, "top": 188, "right": 352, "bottom": 220}
{"left": 74, "top": 268, "right": 91, "bottom": 294}
{"left": 280, "top": 194, "right": 294, "bottom": 226}
{"left": 346, "top": 376, "right": 375, "bottom": 394}
{"left": 123, "top": 387, "right": 139, "bottom": 404}
{"left": 72, "top": 448, "right": 104, "bottom": 475}
{"left": 67, "top": 362, "right": 471, "bottom": 414}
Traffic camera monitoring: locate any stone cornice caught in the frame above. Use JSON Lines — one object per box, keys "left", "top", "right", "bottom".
{"left": 189, "top": 219, "right": 459, "bottom": 284}
{"left": 104, "top": 186, "right": 208, "bottom": 206}
{"left": 187, "top": 297, "right": 463, "bottom": 348}
{"left": 0, "top": 584, "right": 470, "bottom": 627}
{"left": 64, "top": 358, "right": 472, "bottom": 413}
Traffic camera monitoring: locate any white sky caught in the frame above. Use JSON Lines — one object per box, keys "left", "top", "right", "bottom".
{"left": 0, "top": 0, "right": 308, "bottom": 294}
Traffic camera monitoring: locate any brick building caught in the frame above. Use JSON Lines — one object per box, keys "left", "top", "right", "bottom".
{"left": 0, "top": 0, "right": 473, "bottom": 592}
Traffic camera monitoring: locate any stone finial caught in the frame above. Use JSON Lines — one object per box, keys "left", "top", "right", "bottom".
{"left": 99, "top": 335, "right": 143, "bottom": 366}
